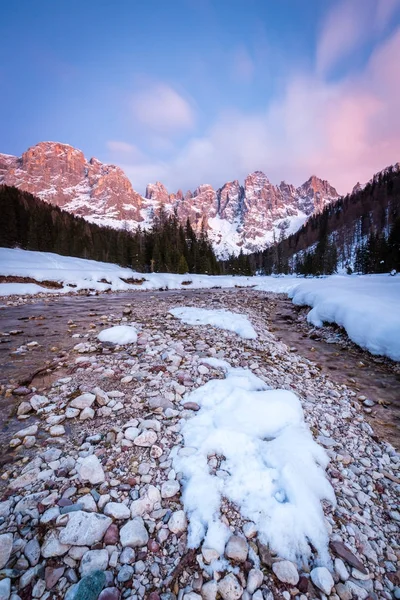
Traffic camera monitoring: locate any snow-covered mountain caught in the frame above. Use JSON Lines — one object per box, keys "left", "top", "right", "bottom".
{"left": 0, "top": 141, "right": 340, "bottom": 257}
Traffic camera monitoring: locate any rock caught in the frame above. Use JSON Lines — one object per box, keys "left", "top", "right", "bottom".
{"left": 73, "top": 570, "right": 106, "bottom": 600}
{"left": 104, "top": 502, "right": 130, "bottom": 520}
{"left": 41, "top": 530, "right": 70, "bottom": 557}
{"left": 130, "top": 485, "right": 161, "bottom": 517}
{"left": 70, "top": 392, "right": 96, "bottom": 409}
{"left": 0, "top": 534, "right": 13, "bottom": 569}
{"left": 80, "top": 549, "right": 109, "bottom": 576}
{"left": 201, "top": 580, "right": 218, "bottom": 600}
{"left": 134, "top": 430, "right": 157, "bottom": 447}
{"left": 104, "top": 524, "right": 119, "bottom": 545}
{"left": 66, "top": 407, "right": 80, "bottom": 418}
{"left": 344, "top": 580, "right": 369, "bottom": 599}
{"left": 50, "top": 424, "right": 65, "bottom": 436}
{"left": 30, "top": 394, "right": 49, "bottom": 410}
{"left": 117, "top": 565, "right": 134, "bottom": 583}
{"left": 310, "top": 567, "right": 334, "bottom": 595}
{"left": 120, "top": 517, "right": 149, "bottom": 548}
{"left": 218, "top": 573, "right": 243, "bottom": 600}
{"left": 124, "top": 427, "right": 140, "bottom": 441}
{"left": 80, "top": 407, "right": 95, "bottom": 420}
{"left": 272, "top": 560, "right": 299, "bottom": 585}
{"left": 202, "top": 547, "right": 220, "bottom": 564}
{"left": 24, "top": 537, "right": 41, "bottom": 566}
{"left": 17, "top": 401, "right": 32, "bottom": 415}
{"left": 78, "top": 455, "right": 105, "bottom": 484}
{"left": 168, "top": 510, "right": 187, "bottom": 534}
{"left": 0, "top": 578, "right": 11, "bottom": 600}
{"left": 7, "top": 468, "right": 41, "bottom": 490}
{"left": 0, "top": 501, "right": 11, "bottom": 518}
{"left": 182, "top": 402, "right": 200, "bottom": 411}
{"left": 59, "top": 511, "right": 112, "bottom": 546}
{"left": 330, "top": 541, "right": 368, "bottom": 574}
{"left": 161, "top": 480, "right": 180, "bottom": 498}
{"left": 246, "top": 569, "right": 263, "bottom": 594}
{"left": 98, "top": 588, "right": 121, "bottom": 600}
{"left": 45, "top": 566, "right": 65, "bottom": 589}
{"left": 335, "top": 558, "right": 350, "bottom": 582}
{"left": 15, "top": 424, "right": 38, "bottom": 438}
{"left": 120, "top": 547, "right": 135, "bottom": 564}
{"left": 183, "top": 594, "right": 201, "bottom": 600}
{"left": 225, "top": 535, "right": 248, "bottom": 562}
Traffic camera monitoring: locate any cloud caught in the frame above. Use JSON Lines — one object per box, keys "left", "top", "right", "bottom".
{"left": 131, "top": 83, "right": 195, "bottom": 134}
{"left": 122, "top": 27, "right": 400, "bottom": 196}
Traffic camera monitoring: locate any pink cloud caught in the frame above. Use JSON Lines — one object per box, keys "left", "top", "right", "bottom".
{"left": 131, "top": 83, "right": 195, "bottom": 134}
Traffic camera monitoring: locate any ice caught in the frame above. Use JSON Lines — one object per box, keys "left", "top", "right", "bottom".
{"left": 169, "top": 307, "right": 257, "bottom": 339}
{"left": 97, "top": 325, "right": 137, "bottom": 344}
{"left": 172, "top": 363, "right": 336, "bottom": 565}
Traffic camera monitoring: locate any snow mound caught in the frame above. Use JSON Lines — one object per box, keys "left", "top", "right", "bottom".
{"left": 172, "top": 364, "right": 335, "bottom": 565}
{"left": 290, "top": 276, "right": 400, "bottom": 361}
{"left": 169, "top": 307, "right": 257, "bottom": 339}
{"left": 97, "top": 325, "right": 137, "bottom": 345}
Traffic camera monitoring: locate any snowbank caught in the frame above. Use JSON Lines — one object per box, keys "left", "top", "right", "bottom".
{"left": 289, "top": 276, "right": 400, "bottom": 361}
{"left": 169, "top": 307, "right": 257, "bottom": 339}
{"left": 172, "top": 360, "right": 335, "bottom": 565}
{"left": 1, "top": 248, "right": 399, "bottom": 361}
{"left": 97, "top": 325, "right": 137, "bottom": 345}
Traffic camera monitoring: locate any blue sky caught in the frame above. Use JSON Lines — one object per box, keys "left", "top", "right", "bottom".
{"left": 1, "top": 0, "right": 400, "bottom": 194}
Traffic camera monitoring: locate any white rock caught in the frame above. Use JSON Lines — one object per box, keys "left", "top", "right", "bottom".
{"left": 65, "top": 407, "right": 80, "bottom": 418}
{"left": 0, "top": 534, "right": 13, "bottom": 569}
{"left": 272, "top": 560, "right": 299, "bottom": 585}
{"left": 17, "top": 401, "right": 32, "bottom": 416}
{"left": 124, "top": 427, "right": 140, "bottom": 441}
{"left": 161, "top": 480, "right": 180, "bottom": 498}
{"left": 69, "top": 393, "right": 95, "bottom": 409}
{"left": 30, "top": 395, "right": 49, "bottom": 411}
{"left": 15, "top": 424, "right": 38, "bottom": 438}
{"left": 79, "top": 494, "right": 97, "bottom": 513}
{"left": 24, "top": 537, "right": 41, "bottom": 566}
{"left": 104, "top": 502, "right": 130, "bottom": 520}
{"left": 243, "top": 522, "right": 257, "bottom": 539}
{"left": 49, "top": 425, "right": 65, "bottom": 436}
{"left": 225, "top": 535, "right": 248, "bottom": 562}
{"left": 0, "top": 501, "right": 11, "bottom": 518}
{"left": 202, "top": 547, "right": 220, "bottom": 564}
{"left": 0, "top": 578, "right": 11, "bottom": 600}
{"left": 335, "top": 558, "right": 350, "bottom": 582}
{"left": 218, "top": 573, "right": 243, "bottom": 600}
{"left": 120, "top": 518, "right": 149, "bottom": 548}
{"left": 41, "top": 530, "right": 70, "bottom": 557}
{"left": 134, "top": 430, "right": 157, "bottom": 447}
{"left": 130, "top": 485, "right": 161, "bottom": 517}
{"left": 79, "top": 407, "right": 95, "bottom": 420}
{"left": 7, "top": 468, "right": 41, "bottom": 490}
{"left": 168, "top": 510, "right": 187, "bottom": 534}
{"left": 201, "top": 580, "right": 218, "bottom": 600}
{"left": 79, "top": 549, "right": 109, "bottom": 576}
{"left": 59, "top": 511, "right": 112, "bottom": 546}
{"left": 183, "top": 594, "right": 201, "bottom": 600}
{"left": 247, "top": 569, "right": 263, "bottom": 594}
{"left": 310, "top": 567, "right": 334, "bottom": 595}
{"left": 78, "top": 455, "right": 105, "bottom": 484}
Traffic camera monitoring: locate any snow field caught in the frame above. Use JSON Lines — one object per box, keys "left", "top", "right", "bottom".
{"left": 172, "top": 360, "right": 336, "bottom": 565}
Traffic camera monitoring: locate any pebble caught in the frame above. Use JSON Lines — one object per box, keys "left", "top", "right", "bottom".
{"left": 78, "top": 455, "right": 105, "bottom": 484}
{"left": 225, "top": 535, "right": 248, "bottom": 562}
{"left": 218, "top": 573, "right": 243, "bottom": 600}
{"left": 272, "top": 560, "right": 299, "bottom": 585}
{"left": 0, "top": 534, "right": 13, "bottom": 569}
{"left": 168, "top": 510, "right": 187, "bottom": 534}
{"left": 161, "top": 480, "right": 180, "bottom": 498}
{"left": 120, "top": 518, "right": 149, "bottom": 547}
{"left": 59, "top": 511, "right": 112, "bottom": 545}
{"left": 310, "top": 566, "right": 335, "bottom": 595}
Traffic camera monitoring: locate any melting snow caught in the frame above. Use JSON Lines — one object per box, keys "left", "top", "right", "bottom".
{"left": 97, "top": 325, "right": 137, "bottom": 345}
{"left": 169, "top": 307, "right": 257, "bottom": 339}
{"left": 172, "top": 361, "right": 336, "bottom": 564}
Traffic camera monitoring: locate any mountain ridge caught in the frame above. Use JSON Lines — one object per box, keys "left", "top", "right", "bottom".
{"left": 0, "top": 141, "right": 340, "bottom": 257}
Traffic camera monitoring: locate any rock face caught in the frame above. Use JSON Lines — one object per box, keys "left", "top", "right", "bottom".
{"left": 0, "top": 141, "right": 340, "bottom": 257}
{"left": 0, "top": 141, "right": 142, "bottom": 223}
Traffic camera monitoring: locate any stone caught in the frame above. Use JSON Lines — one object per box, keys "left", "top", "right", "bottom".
{"left": 41, "top": 530, "right": 70, "bottom": 557}
{"left": 78, "top": 455, "right": 105, "bottom": 484}
{"left": 15, "top": 424, "right": 38, "bottom": 438}
{"left": 80, "top": 407, "right": 95, "bottom": 420}
{"left": 0, "top": 534, "right": 13, "bottom": 569}
{"left": 80, "top": 549, "right": 109, "bottom": 576}
{"left": 98, "top": 588, "right": 121, "bottom": 600}
{"left": 0, "top": 501, "right": 11, "bottom": 518}
{"left": 310, "top": 567, "right": 334, "bottom": 595}
{"left": 246, "top": 569, "right": 263, "bottom": 594}
{"left": 130, "top": 485, "right": 161, "bottom": 517}
{"left": 104, "top": 524, "right": 119, "bottom": 545}
{"left": 120, "top": 518, "right": 149, "bottom": 548}
{"left": 24, "top": 537, "right": 41, "bottom": 566}
{"left": 30, "top": 394, "right": 49, "bottom": 410}
{"left": 117, "top": 564, "right": 134, "bottom": 582}
{"left": 201, "top": 580, "right": 218, "bottom": 600}
{"left": 104, "top": 502, "right": 130, "bottom": 520}
{"left": 183, "top": 594, "right": 201, "bottom": 600}
{"left": 134, "top": 430, "right": 157, "bottom": 447}
{"left": 225, "top": 535, "right": 248, "bottom": 562}
{"left": 70, "top": 392, "right": 96, "bottom": 409}
{"left": 168, "top": 510, "right": 187, "bottom": 534}
{"left": 124, "top": 427, "right": 140, "bottom": 440}
{"left": 335, "top": 558, "right": 350, "bottom": 581}
{"left": 272, "top": 560, "right": 299, "bottom": 585}
{"left": 218, "top": 573, "right": 243, "bottom": 600}
{"left": 50, "top": 424, "right": 65, "bottom": 436}
{"left": 161, "top": 480, "right": 180, "bottom": 498}
{"left": 45, "top": 566, "right": 65, "bottom": 589}
{"left": 59, "top": 511, "right": 112, "bottom": 546}
{"left": 73, "top": 570, "right": 106, "bottom": 600}
{"left": 120, "top": 547, "right": 135, "bottom": 564}
{"left": 66, "top": 407, "right": 80, "bottom": 418}
{"left": 17, "top": 401, "right": 32, "bottom": 415}
{"left": 202, "top": 547, "right": 220, "bottom": 564}
{"left": 0, "top": 578, "right": 11, "bottom": 600}
{"left": 330, "top": 541, "right": 368, "bottom": 574}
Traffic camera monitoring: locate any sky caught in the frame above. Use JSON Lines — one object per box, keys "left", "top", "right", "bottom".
{"left": 1, "top": 0, "right": 400, "bottom": 195}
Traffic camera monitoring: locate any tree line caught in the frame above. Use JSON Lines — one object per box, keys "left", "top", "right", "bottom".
{"left": 0, "top": 185, "right": 220, "bottom": 275}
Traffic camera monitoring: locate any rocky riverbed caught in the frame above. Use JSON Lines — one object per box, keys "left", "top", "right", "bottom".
{"left": 0, "top": 289, "right": 399, "bottom": 600}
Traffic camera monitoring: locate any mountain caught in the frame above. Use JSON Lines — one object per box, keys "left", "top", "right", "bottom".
{"left": 0, "top": 141, "right": 340, "bottom": 257}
